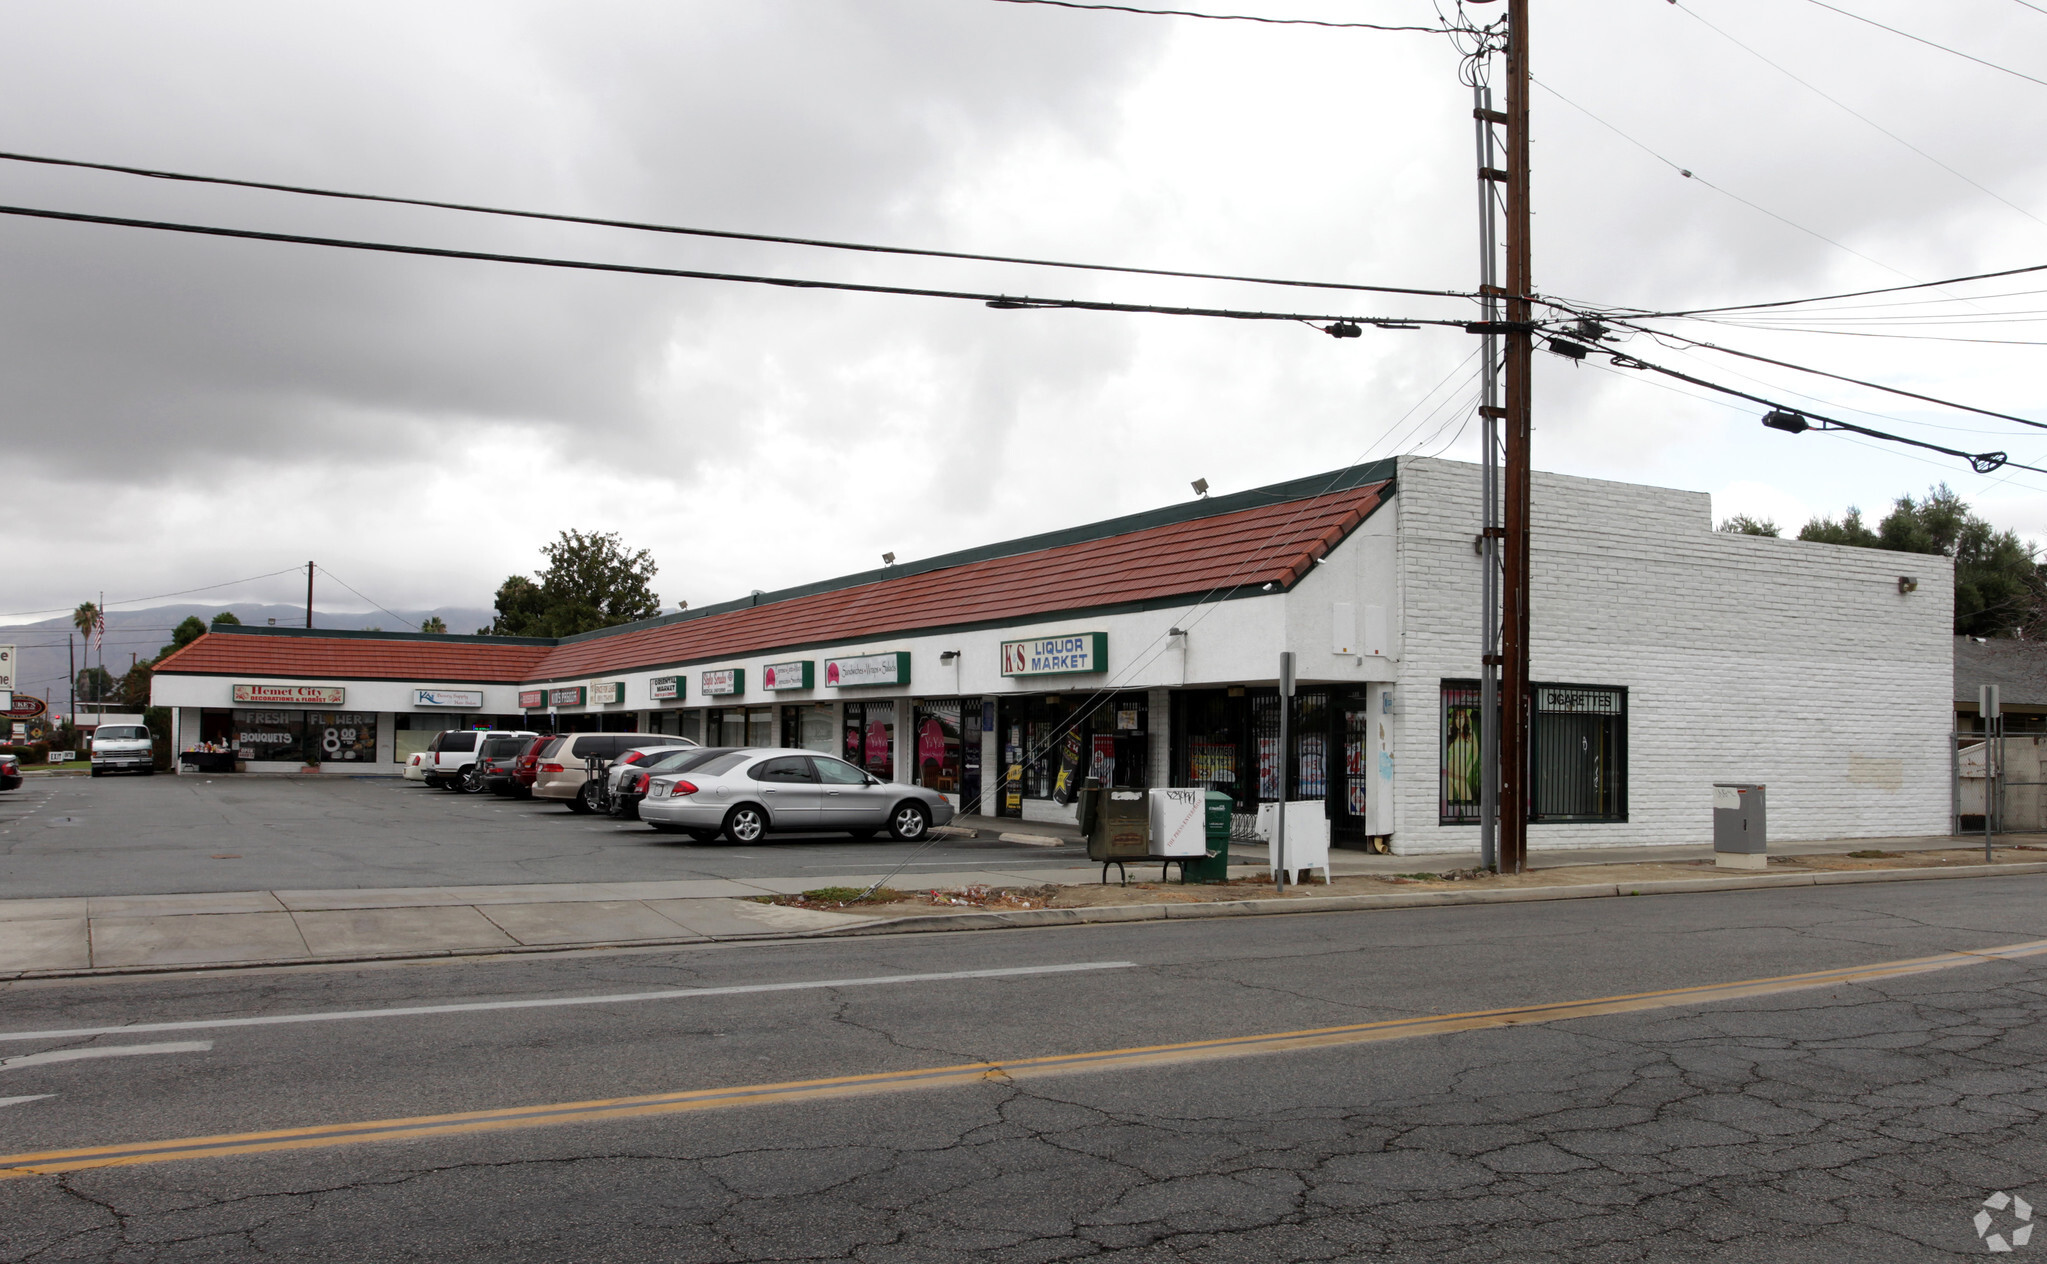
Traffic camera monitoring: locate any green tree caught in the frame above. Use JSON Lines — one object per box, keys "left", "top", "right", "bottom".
{"left": 118, "top": 660, "right": 153, "bottom": 709}
{"left": 71, "top": 601, "right": 99, "bottom": 643}
{"left": 210, "top": 611, "right": 241, "bottom": 626}
{"left": 74, "top": 665, "right": 114, "bottom": 703}
{"left": 1717, "top": 514, "right": 1780, "bottom": 537}
{"left": 488, "top": 531, "right": 661, "bottom": 637}
{"left": 155, "top": 615, "right": 208, "bottom": 662}
{"left": 419, "top": 615, "right": 448, "bottom": 634}
{"left": 1799, "top": 484, "right": 2040, "bottom": 636}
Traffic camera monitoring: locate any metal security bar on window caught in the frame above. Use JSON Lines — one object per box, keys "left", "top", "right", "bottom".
{"left": 1531, "top": 684, "right": 1626, "bottom": 823}
{"left": 1440, "top": 681, "right": 1483, "bottom": 824}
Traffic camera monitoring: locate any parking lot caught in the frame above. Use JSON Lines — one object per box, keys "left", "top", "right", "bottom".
{"left": 0, "top": 773, "right": 1084, "bottom": 899}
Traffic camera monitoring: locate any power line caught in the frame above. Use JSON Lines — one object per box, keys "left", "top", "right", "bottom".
{"left": 0, "top": 150, "right": 1476, "bottom": 303}
{"left": 983, "top": 0, "right": 1453, "bottom": 30}
{"left": 1606, "top": 261, "right": 2047, "bottom": 320}
{"left": 0, "top": 201, "right": 1473, "bottom": 331}
{"left": 0, "top": 566, "right": 308, "bottom": 621}
{"left": 1673, "top": 2, "right": 2046, "bottom": 233}
{"left": 311, "top": 566, "right": 413, "bottom": 630}
{"left": 1801, "top": 0, "right": 2047, "bottom": 90}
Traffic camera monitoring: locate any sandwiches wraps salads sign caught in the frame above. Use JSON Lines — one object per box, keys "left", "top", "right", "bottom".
{"left": 824, "top": 652, "right": 910, "bottom": 688}
{"left": 1001, "top": 633, "right": 1107, "bottom": 677}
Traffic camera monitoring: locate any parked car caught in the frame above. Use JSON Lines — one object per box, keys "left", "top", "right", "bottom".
{"left": 606, "top": 743, "right": 719, "bottom": 819}
{"left": 90, "top": 723, "right": 156, "bottom": 777}
{"left": 473, "top": 733, "right": 538, "bottom": 795}
{"left": 422, "top": 729, "right": 535, "bottom": 791}
{"left": 0, "top": 754, "right": 19, "bottom": 792}
{"left": 532, "top": 732, "right": 695, "bottom": 813}
{"left": 403, "top": 751, "right": 429, "bottom": 782}
{"left": 639, "top": 748, "right": 953, "bottom": 843}
{"left": 506, "top": 735, "right": 554, "bottom": 799}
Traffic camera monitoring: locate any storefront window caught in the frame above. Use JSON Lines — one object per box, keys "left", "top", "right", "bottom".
{"left": 996, "top": 694, "right": 1148, "bottom": 815}
{"left": 843, "top": 702, "right": 895, "bottom": 778}
{"left": 234, "top": 710, "right": 305, "bottom": 763}
{"left": 781, "top": 704, "right": 836, "bottom": 753}
{"left": 1175, "top": 688, "right": 1343, "bottom": 816}
{"left": 747, "top": 706, "right": 775, "bottom": 749}
{"left": 306, "top": 712, "right": 377, "bottom": 763}
{"left": 710, "top": 708, "right": 748, "bottom": 748}
{"left": 913, "top": 701, "right": 962, "bottom": 793}
{"left": 1532, "top": 684, "right": 1627, "bottom": 822}
{"left": 1439, "top": 682, "right": 1482, "bottom": 825}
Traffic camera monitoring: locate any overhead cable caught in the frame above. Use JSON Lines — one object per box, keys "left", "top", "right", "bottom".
{"left": 0, "top": 201, "right": 1470, "bottom": 329}
{"left": 0, "top": 150, "right": 1476, "bottom": 302}
{"left": 1608, "top": 261, "right": 2047, "bottom": 320}
{"left": 984, "top": 0, "right": 1454, "bottom": 31}
{"left": 1801, "top": 0, "right": 2047, "bottom": 90}
{"left": 0, "top": 566, "right": 308, "bottom": 621}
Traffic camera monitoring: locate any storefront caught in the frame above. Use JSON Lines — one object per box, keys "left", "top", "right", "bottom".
{"left": 1171, "top": 686, "right": 1375, "bottom": 846}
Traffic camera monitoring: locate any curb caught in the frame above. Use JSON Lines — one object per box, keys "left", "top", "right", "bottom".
{"left": 10, "top": 861, "right": 2044, "bottom": 982}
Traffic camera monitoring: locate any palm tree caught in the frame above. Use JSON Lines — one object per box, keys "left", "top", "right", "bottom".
{"left": 71, "top": 601, "right": 98, "bottom": 643}
{"left": 419, "top": 615, "right": 447, "bottom": 634}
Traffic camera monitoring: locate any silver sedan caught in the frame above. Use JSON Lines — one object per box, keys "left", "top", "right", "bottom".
{"left": 639, "top": 747, "right": 955, "bottom": 844}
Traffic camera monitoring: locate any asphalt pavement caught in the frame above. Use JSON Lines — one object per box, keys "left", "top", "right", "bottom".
{"left": 3, "top": 871, "right": 2046, "bottom": 1260}
{"left": 0, "top": 775, "right": 1089, "bottom": 899}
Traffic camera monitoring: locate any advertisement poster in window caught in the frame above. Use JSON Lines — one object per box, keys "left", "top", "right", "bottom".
{"left": 1257, "top": 736, "right": 1281, "bottom": 800}
{"left": 1089, "top": 734, "right": 1116, "bottom": 784}
{"left": 1004, "top": 763, "right": 1023, "bottom": 813}
{"left": 306, "top": 712, "right": 377, "bottom": 762}
{"left": 1050, "top": 730, "right": 1084, "bottom": 806}
{"left": 234, "top": 711, "right": 303, "bottom": 763}
{"left": 1440, "top": 683, "right": 1482, "bottom": 824}
{"left": 1345, "top": 710, "right": 1371, "bottom": 817}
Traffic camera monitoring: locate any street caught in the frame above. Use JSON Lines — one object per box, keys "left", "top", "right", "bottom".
{"left": 4, "top": 872, "right": 2046, "bottom": 1260}
{"left": 0, "top": 776, "right": 1084, "bottom": 899}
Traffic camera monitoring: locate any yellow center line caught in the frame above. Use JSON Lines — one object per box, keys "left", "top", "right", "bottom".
{"left": 5, "top": 937, "right": 2045, "bottom": 1180}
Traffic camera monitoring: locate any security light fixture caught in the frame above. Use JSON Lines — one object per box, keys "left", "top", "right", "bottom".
{"left": 1261, "top": 582, "right": 1276, "bottom": 592}
{"left": 1168, "top": 627, "right": 1187, "bottom": 638}
{"left": 1545, "top": 337, "right": 1589, "bottom": 361}
{"left": 1191, "top": 478, "right": 1209, "bottom": 498}
{"left": 1762, "top": 409, "right": 1811, "bottom": 434}
{"left": 938, "top": 650, "right": 960, "bottom": 663}
{"left": 881, "top": 552, "right": 896, "bottom": 566}
{"left": 1899, "top": 576, "right": 1919, "bottom": 594}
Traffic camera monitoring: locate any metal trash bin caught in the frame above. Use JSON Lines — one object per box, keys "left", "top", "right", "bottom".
{"left": 1713, "top": 783, "right": 1766, "bottom": 869}
{"left": 1174, "top": 790, "right": 1234, "bottom": 883}
{"left": 1087, "top": 788, "right": 1152, "bottom": 883}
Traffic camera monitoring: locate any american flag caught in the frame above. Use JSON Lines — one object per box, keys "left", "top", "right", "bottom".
{"left": 93, "top": 610, "right": 104, "bottom": 652}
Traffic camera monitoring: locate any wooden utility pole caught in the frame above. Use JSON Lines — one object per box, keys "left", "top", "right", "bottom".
{"left": 1498, "top": 0, "right": 1533, "bottom": 873}
{"left": 306, "top": 561, "right": 315, "bottom": 629}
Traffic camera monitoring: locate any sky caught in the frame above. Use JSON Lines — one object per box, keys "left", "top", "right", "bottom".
{"left": 2, "top": 0, "right": 2044, "bottom": 638}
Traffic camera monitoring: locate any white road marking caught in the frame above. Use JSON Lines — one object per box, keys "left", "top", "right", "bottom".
{"left": 0, "top": 1095, "right": 54, "bottom": 1108}
{"left": 0, "top": 962, "right": 1139, "bottom": 1045}
{"left": 1, "top": 1041, "right": 214, "bottom": 1070}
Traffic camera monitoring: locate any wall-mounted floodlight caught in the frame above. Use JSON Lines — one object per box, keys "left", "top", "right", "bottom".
{"left": 1168, "top": 627, "right": 1187, "bottom": 637}
{"left": 1899, "top": 576, "right": 1919, "bottom": 594}
{"left": 1191, "top": 478, "right": 1209, "bottom": 498}
{"left": 1762, "top": 409, "right": 1811, "bottom": 434}
{"left": 938, "top": 650, "right": 960, "bottom": 663}
{"left": 881, "top": 552, "right": 896, "bottom": 566}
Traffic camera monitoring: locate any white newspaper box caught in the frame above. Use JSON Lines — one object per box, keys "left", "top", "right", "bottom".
{"left": 1148, "top": 788, "right": 1208, "bottom": 857}
{"left": 1254, "top": 800, "right": 1333, "bottom": 884}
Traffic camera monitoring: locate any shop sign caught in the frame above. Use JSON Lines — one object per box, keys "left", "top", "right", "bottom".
{"left": 590, "top": 681, "right": 625, "bottom": 706}
{"left": 1000, "top": 633, "right": 1107, "bottom": 677}
{"left": 762, "top": 660, "right": 814, "bottom": 691}
{"left": 232, "top": 684, "right": 345, "bottom": 706}
{"left": 1537, "top": 686, "right": 1622, "bottom": 715}
{"left": 701, "top": 668, "right": 744, "bottom": 696}
{"left": 2, "top": 694, "right": 46, "bottom": 719}
{"left": 0, "top": 644, "right": 14, "bottom": 693}
{"left": 548, "top": 686, "right": 586, "bottom": 708}
{"left": 517, "top": 689, "right": 547, "bottom": 709}
{"left": 825, "top": 652, "right": 910, "bottom": 689}
{"left": 649, "top": 675, "right": 682, "bottom": 701}
{"left": 413, "top": 688, "right": 484, "bottom": 708}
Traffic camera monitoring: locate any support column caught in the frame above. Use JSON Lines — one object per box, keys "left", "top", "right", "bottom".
{"left": 1147, "top": 687, "right": 1172, "bottom": 789}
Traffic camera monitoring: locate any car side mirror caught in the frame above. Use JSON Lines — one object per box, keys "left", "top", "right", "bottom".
{"left": 866, "top": 775, "right": 882, "bottom": 786}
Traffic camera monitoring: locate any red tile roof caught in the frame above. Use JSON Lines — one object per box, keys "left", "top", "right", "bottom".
{"left": 156, "top": 478, "right": 1387, "bottom": 686}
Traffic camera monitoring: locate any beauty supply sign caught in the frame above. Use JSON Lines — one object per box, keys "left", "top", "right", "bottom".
{"left": 233, "top": 684, "right": 345, "bottom": 705}
{"left": 824, "top": 652, "right": 909, "bottom": 689}
{"left": 1001, "top": 633, "right": 1107, "bottom": 677}
{"left": 700, "top": 669, "right": 744, "bottom": 696}
{"left": 761, "top": 661, "right": 814, "bottom": 691}
{"left": 412, "top": 688, "right": 484, "bottom": 708}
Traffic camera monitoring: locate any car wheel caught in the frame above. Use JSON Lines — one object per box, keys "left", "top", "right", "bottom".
{"left": 578, "top": 781, "right": 604, "bottom": 814}
{"left": 460, "top": 767, "right": 485, "bottom": 794}
{"left": 848, "top": 828, "right": 878, "bottom": 841}
{"left": 888, "top": 802, "right": 931, "bottom": 842}
{"left": 722, "top": 804, "right": 767, "bottom": 844}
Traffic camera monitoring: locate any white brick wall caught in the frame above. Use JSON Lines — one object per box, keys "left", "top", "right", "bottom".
{"left": 1388, "top": 456, "right": 1953, "bottom": 853}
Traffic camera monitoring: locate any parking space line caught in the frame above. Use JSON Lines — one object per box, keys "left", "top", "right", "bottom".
{"left": 0, "top": 962, "right": 1139, "bottom": 1044}
{"left": 1, "top": 1042, "right": 213, "bottom": 1071}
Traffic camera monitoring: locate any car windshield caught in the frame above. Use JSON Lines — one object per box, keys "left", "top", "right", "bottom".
{"left": 97, "top": 726, "right": 148, "bottom": 741}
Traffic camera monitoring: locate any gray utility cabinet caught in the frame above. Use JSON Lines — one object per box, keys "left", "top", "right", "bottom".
{"left": 1712, "top": 784, "right": 1767, "bottom": 854}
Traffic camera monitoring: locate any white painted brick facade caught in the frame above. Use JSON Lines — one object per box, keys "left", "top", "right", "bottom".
{"left": 1385, "top": 456, "right": 1952, "bottom": 853}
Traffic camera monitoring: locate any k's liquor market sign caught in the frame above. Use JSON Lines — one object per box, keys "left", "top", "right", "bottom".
{"left": 233, "top": 684, "right": 345, "bottom": 705}
{"left": 1001, "top": 633, "right": 1107, "bottom": 677}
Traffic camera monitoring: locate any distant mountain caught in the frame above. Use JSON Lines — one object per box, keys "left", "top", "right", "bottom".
{"left": 0, "top": 603, "right": 497, "bottom": 717}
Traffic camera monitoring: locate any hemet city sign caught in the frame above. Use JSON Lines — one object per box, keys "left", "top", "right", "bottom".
{"left": 548, "top": 686, "right": 586, "bottom": 708}
{"left": 649, "top": 675, "right": 682, "bottom": 701}
{"left": 233, "top": 684, "right": 345, "bottom": 705}
{"left": 825, "top": 652, "right": 910, "bottom": 688}
{"left": 1001, "top": 633, "right": 1108, "bottom": 677}
{"left": 517, "top": 689, "right": 547, "bottom": 709}
{"left": 701, "top": 669, "right": 744, "bottom": 696}
{"left": 761, "top": 661, "right": 814, "bottom": 691}
{"left": 590, "top": 681, "right": 626, "bottom": 706}
{"left": 413, "top": 688, "right": 484, "bottom": 708}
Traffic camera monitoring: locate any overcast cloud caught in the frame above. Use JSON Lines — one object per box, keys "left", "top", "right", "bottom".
{"left": 2, "top": 0, "right": 2044, "bottom": 633}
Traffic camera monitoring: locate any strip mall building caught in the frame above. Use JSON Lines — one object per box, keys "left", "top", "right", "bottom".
{"left": 152, "top": 457, "right": 1953, "bottom": 854}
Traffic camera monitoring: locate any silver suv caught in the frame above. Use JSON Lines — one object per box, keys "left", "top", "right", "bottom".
{"left": 90, "top": 724, "right": 156, "bottom": 777}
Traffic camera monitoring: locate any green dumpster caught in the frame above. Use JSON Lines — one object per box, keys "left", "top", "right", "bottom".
{"left": 1176, "top": 790, "right": 1233, "bottom": 883}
